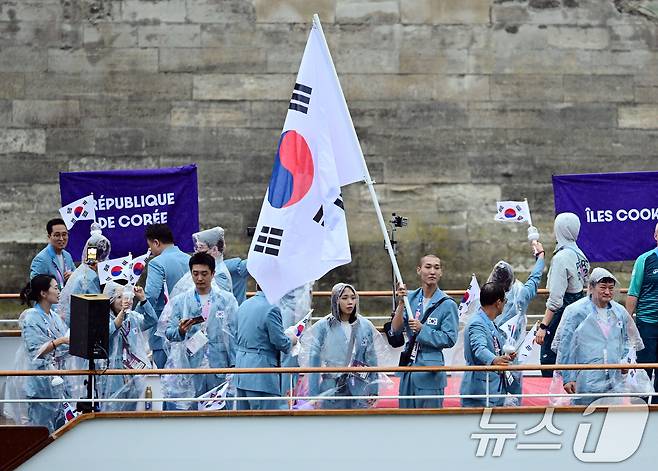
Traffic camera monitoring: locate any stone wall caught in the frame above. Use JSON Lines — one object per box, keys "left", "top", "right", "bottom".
{"left": 1, "top": 0, "right": 657, "bottom": 299}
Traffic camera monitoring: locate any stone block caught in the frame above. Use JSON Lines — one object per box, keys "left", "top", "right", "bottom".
{"left": 491, "top": 74, "right": 563, "bottom": 101}
{"left": 0, "top": 21, "right": 62, "bottom": 47}
{"left": 0, "top": 1, "right": 62, "bottom": 21}
{"left": 635, "top": 86, "right": 658, "bottom": 103}
{"left": 0, "top": 154, "right": 67, "bottom": 184}
{"left": 0, "top": 73, "right": 24, "bottom": 99}
{"left": 350, "top": 101, "right": 468, "bottom": 130}
{"left": 547, "top": 26, "right": 609, "bottom": 50}
{"left": 618, "top": 105, "right": 658, "bottom": 129}
{"left": 0, "top": 47, "right": 47, "bottom": 72}
{"left": 193, "top": 74, "right": 294, "bottom": 100}
{"left": 93, "top": 129, "right": 145, "bottom": 156}
{"left": 248, "top": 101, "right": 288, "bottom": 129}
{"left": 0, "top": 100, "right": 11, "bottom": 125}
{"left": 401, "top": 47, "right": 468, "bottom": 74}
{"left": 159, "top": 47, "right": 266, "bottom": 73}
{"left": 170, "top": 101, "right": 250, "bottom": 128}
{"left": 102, "top": 73, "right": 193, "bottom": 100}
{"left": 13, "top": 100, "right": 80, "bottom": 127}
{"left": 138, "top": 24, "right": 200, "bottom": 47}
{"left": 608, "top": 23, "right": 657, "bottom": 51}
{"left": 401, "top": 0, "right": 491, "bottom": 25}
{"left": 45, "top": 128, "right": 95, "bottom": 155}
{"left": 0, "top": 128, "right": 45, "bottom": 154}
{"left": 24, "top": 73, "right": 105, "bottom": 99}
{"left": 254, "top": 0, "right": 336, "bottom": 23}
{"left": 563, "top": 75, "right": 634, "bottom": 102}
{"left": 186, "top": 0, "right": 255, "bottom": 23}
{"left": 48, "top": 49, "right": 159, "bottom": 73}
{"left": 122, "top": 0, "right": 187, "bottom": 22}
{"left": 336, "top": 0, "right": 399, "bottom": 24}
{"left": 80, "top": 100, "right": 171, "bottom": 128}
{"left": 73, "top": 156, "right": 161, "bottom": 172}
{"left": 83, "top": 23, "right": 138, "bottom": 47}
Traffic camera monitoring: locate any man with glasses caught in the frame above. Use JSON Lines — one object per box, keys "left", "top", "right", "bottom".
{"left": 30, "top": 218, "right": 75, "bottom": 289}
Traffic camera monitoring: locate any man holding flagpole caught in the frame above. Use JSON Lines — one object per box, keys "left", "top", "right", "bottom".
{"left": 390, "top": 255, "right": 459, "bottom": 408}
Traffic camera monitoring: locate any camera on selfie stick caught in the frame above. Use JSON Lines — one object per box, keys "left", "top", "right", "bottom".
{"left": 388, "top": 213, "right": 408, "bottom": 311}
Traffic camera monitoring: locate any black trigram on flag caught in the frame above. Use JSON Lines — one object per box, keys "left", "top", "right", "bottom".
{"left": 289, "top": 82, "right": 312, "bottom": 114}
{"left": 254, "top": 226, "right": 284, "bottom": 256}
{"left": 313, "top": 196, "right": 344, "bottom": 227}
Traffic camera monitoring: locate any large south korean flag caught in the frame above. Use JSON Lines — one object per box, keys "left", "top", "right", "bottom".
{"left": 247, "top": 16, "right": 366, "bottom": 304}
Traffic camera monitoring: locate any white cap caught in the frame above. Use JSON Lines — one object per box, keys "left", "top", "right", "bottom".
{"left": 589, "top": 267, "right": 618, "bottom": 285}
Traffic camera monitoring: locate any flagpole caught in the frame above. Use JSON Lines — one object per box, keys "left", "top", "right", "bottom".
{"left": 312, "top": 14, "right": 413, "bottom": 320}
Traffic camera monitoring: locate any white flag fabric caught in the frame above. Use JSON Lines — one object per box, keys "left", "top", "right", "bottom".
{"left": 59, "top": 194, "right": 96, "bottom": 230}
{"left": 285, "top": 309, "right": 313, "bottom": 357}
{"left": 128, "top": 251, "right": 149, "bottom": 285}
{"left": 97, "top": 254, "right": 132, "bottom": 284}
{"left": 458, "top": 274, "right": 480, "bottom": 322}
{"left": 517, "top": 322, "right": 541, "bottom": 365}
{"left": 247, "top": 18, "right": 366, "bottom": 303}
{"left": 198, "top": 380, "right": 230, "bottom": 411}
{"left": 494, "top": 200, "right": 531, "bottom": 223}
{"left": 499, "top": 311, "right": 522, "bottom": 341}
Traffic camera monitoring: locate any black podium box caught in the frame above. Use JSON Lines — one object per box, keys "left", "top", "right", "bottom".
{"left": 69, "top": 293, "right": 110, "bottom": 360}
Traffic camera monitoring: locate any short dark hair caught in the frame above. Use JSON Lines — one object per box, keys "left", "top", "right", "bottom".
{"left": 46, "top": 218, "right": 67, "bottom": 235}
{"left": 145, "top": 224, "right": 174, "bottom": 244}
{"left": 189, "top": 252, "right": 215, "bottom": 273}
{"left": 418, "top": 254, "right": 441, "bottom": 267}
{"left": 480, "top": 282, "right": 506, "bottom": 306}
{"left": 20, "top": 274, "right": 56, "bottom": 305}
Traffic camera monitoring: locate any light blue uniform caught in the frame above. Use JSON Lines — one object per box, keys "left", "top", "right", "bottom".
{"left": 102, "top": 300, "right": 158, "bottom": 411}
{"left": 555, "top": 297, "right": 642, "bottom": 405}
{"left": 397, "top": 288, "right": 459, "bottom": 408}
{"left": 225, "top": 257, "right": 248, "bottom": 304}
{"left": 493, "top": 257, "right": 544, "bottom": 397}
{"left": 30, "top": 244, "right": 75, "bottom": 289}
{"left": 461, "top": 308, "right": 508, "bottom": 407}
{"left": 163, "top": 287, "right": 238, "bottom": 409}
{"left": 306, "top": 314, "right": 379, "bottom": 409}
{"left": 145, "top": 245, "right": 190, "bottom": 368}
{"left": 21, "top": 305, "right": 70, "bottom": 432}
{"left": 214, "top": 257, "right": 233, "bottom": 294}
{"left": 234, "top": 292, "right": 292, "bottom": 410}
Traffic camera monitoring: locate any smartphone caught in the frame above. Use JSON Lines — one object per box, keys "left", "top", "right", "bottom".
{"left": 189, "top": 315, "right": 205, "bottom": 325}
{"left": 85, "top": 247, "right": 98, "bottom": 265}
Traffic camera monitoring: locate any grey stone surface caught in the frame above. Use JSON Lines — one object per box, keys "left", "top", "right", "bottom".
{"left": 0, "top": 0, "right": 657, "bottom": 298}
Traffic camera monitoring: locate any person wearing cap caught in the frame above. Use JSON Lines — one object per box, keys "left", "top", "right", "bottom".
{"left": 30, "top": 218, "right": 75, "bottom": 289}
{"left": 535, "top": 212, "right": 590, "bottom": 377}
{"left": 56, "top": 223, "right": 110, "bottom": 326}
{"left": 192, "top": 226, "right": 233, "bottom": 293}
{"left": 626, "top": 224, "right": 658, "bottom": 401}
{"left": 552, "top": 268, "right": 646, "bottom": 405}
{"left": 144, "top": 223, "right": 190, "bottom": 368}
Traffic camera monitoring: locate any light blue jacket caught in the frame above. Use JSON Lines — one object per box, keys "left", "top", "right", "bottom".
{"left": 215, "top": 258, "right": 233, "bottom": 294}
{"left": 225, "top": 257, "right": 248, "bottom": 304}
{"left": 234, "top": 292, "right": 292, "bottom": 395}
{"left": 30, "top": 245, "right": 75, "bottom": 289}
{"left": 494, "top": 257, "right": 545, "bottom": 331}
{"left": 461, "top": 309, "right": 507, "bottom": 407}
{"left": 145, "top": 245, "right": 190, "bottom": 351}
{"left": 397, "top": 287, "right": 459, "bottom": 390}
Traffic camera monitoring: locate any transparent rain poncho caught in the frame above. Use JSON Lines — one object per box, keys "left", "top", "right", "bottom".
{"left": 57, "top": 223, "right": 110, "bottom": 326}
{"left": 552, "top": 296, "right": 652, "bottom": 405}
{"left": 192, "top": 226, "right": 233, "bottom": 293}
{"left": 278, "top": 282, "right": 313, "bottom": 396}
{"left": 298, "top": 283, "right": 392, "bottom": 409}
{"left": 98, "top": 282, "right": 157, "bottom": 411}
{"left": 161, "top": 287, "right": 238, "bottom": 410}
{"left": 4, "top": 306, "right": 83, "bottom": 432}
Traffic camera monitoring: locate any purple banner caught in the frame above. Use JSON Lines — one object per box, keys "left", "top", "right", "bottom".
{"left": 553, "top": 171, "right": 658, "bottom": 262}
{"left": 60, "top": 165, "right": 199, "bottom": 261}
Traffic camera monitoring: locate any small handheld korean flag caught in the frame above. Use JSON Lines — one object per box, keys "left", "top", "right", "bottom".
{"left": 458, "top": 274, "right": 480, "bottom": 322}
{"left": 285, "top": 309, "right": 313, "bottom": 357}
{"left": 129, "top": 251, "right": 149, "bottom": 285}
{"left": 59, "top": 194, "right": 96, "bottom": 230}
{"left": 97, "top": 254, "right": 132, "bottom": 284}
{"left": 494, "top": 200, "right": 531, "bottom": 224}
{"left": 517, "top": 322, "right": 541, "bottom": 365}
{"left": 198, "top": 380, "right": 230, "bottom": 411}
{"left": 247, "top": 16, "right": 366, "bottom": 303}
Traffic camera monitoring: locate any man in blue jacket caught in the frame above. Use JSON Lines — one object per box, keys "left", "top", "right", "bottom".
{"left": 144, "top": 224, "right": 190, "bottom": 368}
{"left": 390, "top": 254, "right": 459, "bottom": 408}
{"left": 461, "top": 282, "right": 516, "bottom": 407}
{"left": 30, "top": 218, "right": 75, "bottom": 289}
{"left": 234, "top": 289, "right": 297, "bottom": 410}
